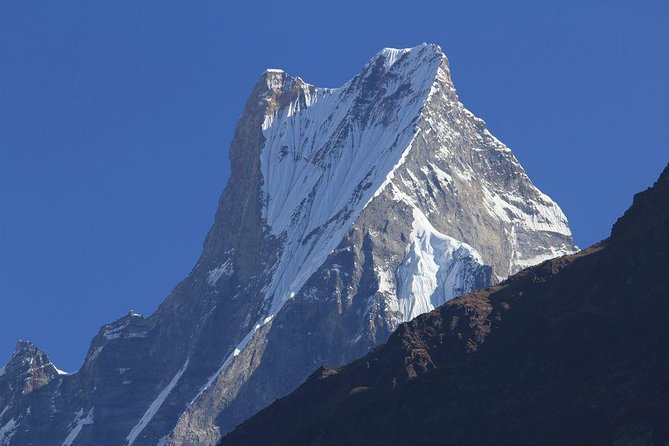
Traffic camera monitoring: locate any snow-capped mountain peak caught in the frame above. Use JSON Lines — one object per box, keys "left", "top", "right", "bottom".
{"left": 258, "top": 44, "right": 449, "bottom": 319}
{"left": 0, "top": 44, "right": 575, "bottom": 446}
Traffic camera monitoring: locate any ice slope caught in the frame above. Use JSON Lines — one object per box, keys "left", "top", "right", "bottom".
{"left": 260, "top": 45, "right": 443, "bottom": 318}
{"left": 395, "top": 208, "right": 489, "bottom": 321}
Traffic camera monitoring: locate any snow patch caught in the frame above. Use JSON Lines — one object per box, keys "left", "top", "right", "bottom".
{"left": 0, "top": 417, "right": 18, "bottom": 446}
{"left": 87, "top": 346, "right": 104, "bottom": 362}
{"left": 207, "top": 260, "right": 233, "bottom": 286}
{"left": 103, "top": 321, "right": 129, "bottom": 340}
{"left": 52, "top": 363, "right": 70, "bottom": 375}
{"left": 395, "top": 207, "right": 488, "bottom": 321}
{"left": 126, "top": 332, "right": 147, "bottom": 339}
{"left": 100, "top": 316, "right": 146, "bottom": 342}
{"left": 480, "top": 186, "right": 571, "bottom": 238}
{"left": 376, "top": 267, "right": 395, "bottom": 295}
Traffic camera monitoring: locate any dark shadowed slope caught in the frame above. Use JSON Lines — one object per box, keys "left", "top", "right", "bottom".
{"left": 222, "top": 163, "right": 669, "bottom": 446}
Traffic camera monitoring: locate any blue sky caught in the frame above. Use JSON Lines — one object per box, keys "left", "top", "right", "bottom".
{"left": 1, "top": 1, "right": 667, "bottom": 371}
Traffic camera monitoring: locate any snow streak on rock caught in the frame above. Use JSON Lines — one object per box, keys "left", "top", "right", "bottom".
{"left": 61, "top": 409, "right": 94, "bottom": 446}
{"left": 125, "top": 360, "right": 189, "bottom": 445}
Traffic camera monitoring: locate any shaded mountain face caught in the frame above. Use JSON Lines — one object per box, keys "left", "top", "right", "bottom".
{"left": 221, "top": 164, "right": 669, "bottom": 446}
{"left": 0, "top": 44, "right": 575, "bottom": 446}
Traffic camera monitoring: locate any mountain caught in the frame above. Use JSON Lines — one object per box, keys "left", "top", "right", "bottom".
{"left": 221, "top": 164, "right": 669, "bottom": 446}
{"left": 0, "top": 44, "right": 575, "bottom": 446}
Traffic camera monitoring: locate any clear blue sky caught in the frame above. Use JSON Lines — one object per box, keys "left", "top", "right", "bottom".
{"left": 1, "top": 1, "right": 667, "bottom": 371}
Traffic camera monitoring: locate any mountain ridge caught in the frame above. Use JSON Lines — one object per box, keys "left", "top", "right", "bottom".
{"left": 0, "top": 44, "right": 575, "bottom": 446}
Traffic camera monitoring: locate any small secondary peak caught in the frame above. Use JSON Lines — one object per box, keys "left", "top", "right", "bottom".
{"left": 2, "top": 339, "right": 61, "bottom": 394}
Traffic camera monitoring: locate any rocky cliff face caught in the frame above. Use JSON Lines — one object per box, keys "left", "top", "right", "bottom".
{"left": 0, "top": 44, "right": 575, "bottom": 446}
{"left": 221, "top": 164, "right": 669, "bottom": 446}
